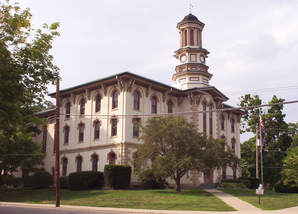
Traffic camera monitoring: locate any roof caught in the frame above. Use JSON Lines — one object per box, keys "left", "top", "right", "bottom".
{"left": 177, "top": 13, "right": 205, "bottom": 29}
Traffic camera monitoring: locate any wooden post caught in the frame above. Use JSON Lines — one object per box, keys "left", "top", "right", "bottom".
{"left": 256, "top": 123, "right": 259, "bottom": 179}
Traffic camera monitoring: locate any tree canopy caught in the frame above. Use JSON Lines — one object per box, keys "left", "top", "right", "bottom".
{"left": 134, "top": 116, "right": 239, "bottom": 192}
{"left": 0, "top": 1, "right": 60, "bottom": 176}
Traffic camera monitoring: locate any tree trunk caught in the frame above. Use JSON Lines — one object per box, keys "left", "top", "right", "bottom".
{"left": 175, "top": 176, "right": 181, "bottom": 192}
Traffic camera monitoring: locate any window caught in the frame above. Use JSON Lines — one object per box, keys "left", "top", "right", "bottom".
{"left": 95, "top": 95, "right": 101, "bottom": 112}
{"left": 111, "top": 118, "right": 117, "bottom": 136}
{"left": 108, "top": 152, "right": 116, "bottom": 165}
{"left": 112, "top": 90, "right": 118, "bottom": 109}
{"left": 231, "top": 138, "right": 236, "bottom": 153}
{"left": 62, "top": 158, "right": 67, "bottom": 176}
{"left": 151, "top": 96, "right": 157, "bottom": 114}
{"left": 222, "top": 166, "right": 226, "bottom": 179}
{"left": 184, "top": 30, "right": 187, "bottom": 46}
{"left": 220, "top": 115, "right": 225, "bottom": 130}
{"left": 133, "top": 91, "right": 140, "bottom": 110}
{"left": 79, "top": 124, "right": 84, "bottom": 142}
{"left": 76, "top": 156, "right": 82, "bottom": 172}
{"left": 231, "top": 118, "right": 235, "bottom": 132}
{"left": 42, "top": 126, "right": 47, "bottom": 153}
{"left": 64, "top": 126, "right": 70, "bottom": 144}
{"left": 94, "top": 121, "right": 100, "bottom": 139}
{"left": 92, "top": 155, "right": 98, "bottom": 171}
{"left": 66, "top": 102, "right": 71, "bottom": 119}
{"left": 80, "top": 99, "right": 85, "bottom": 115}
{"left": 233, "top": 165, "right": 237, "bottom": 180}
{"left": 52, "top": 167, "right": 55, "bottom": 177}
{"left": 168, "top": 101, "right": 173, "bottom": 113}
{"left": 133, "top": 118, "right": 139, "bottom": 137}
{"left": 190, "top": 29, "right": 194, "bottom": 46}
{"left": 209, "top": 104, "right": 213, "bottom": 135}
{"left": 203, "top": 102, "right": 207, "bottom": 133}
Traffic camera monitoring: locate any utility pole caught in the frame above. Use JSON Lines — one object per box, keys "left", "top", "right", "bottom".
{"left": 54, "top": 80, "right": 60, "bottom": 207}
{"left": 259, "top": 108, "right": 264, "bottom": 186}
{"left": 256, "top": 123, "right": 259, "bottom": 179}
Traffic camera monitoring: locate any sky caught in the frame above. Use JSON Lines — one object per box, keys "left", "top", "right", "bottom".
{"left": 13, "top": 0, "right": 298, "bottom": 142}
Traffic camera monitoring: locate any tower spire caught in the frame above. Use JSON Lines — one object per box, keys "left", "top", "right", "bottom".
{"left": 190, "top": 4, "right": 193, "bottom": 14}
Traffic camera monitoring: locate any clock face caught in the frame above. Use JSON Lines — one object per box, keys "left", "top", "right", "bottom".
{"left": 200, "top": 54, "right": 205, "bottom": 63}
{"left": 180, "top": 54, "right": 187, "bottom": 63}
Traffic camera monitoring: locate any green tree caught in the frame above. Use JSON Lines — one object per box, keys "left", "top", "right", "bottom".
{"left": 0, "top": 1, "right": 59, "bottom": 177}
{"left": 134, "top": 116, "right": 239, "bottom": 192}
{"left": 240, "top": 137, "right": 257, "bottom": 177}
{"left": 239, "top": 94, "right": 292, "bottom": 185}
{"left": 282, "top": 146, "right": 298, "bottom": 187}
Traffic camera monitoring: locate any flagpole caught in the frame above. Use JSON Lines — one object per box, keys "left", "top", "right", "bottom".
{"left": 259, "top": 108, "right": 264, "bottom": 187}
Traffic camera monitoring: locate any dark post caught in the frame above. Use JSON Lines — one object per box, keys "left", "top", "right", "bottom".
{"left": 55, "top": 80, "right": 60, "bottom": 207}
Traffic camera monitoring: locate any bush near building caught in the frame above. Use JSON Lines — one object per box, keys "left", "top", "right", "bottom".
{"left": 104, "top": 165, "right": 131, "bottom": 189}
{"left": 68, "top": 171, "right": 104, "bottom": 190}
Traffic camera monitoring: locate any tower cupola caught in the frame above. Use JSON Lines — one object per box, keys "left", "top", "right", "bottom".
{"left": 173, "top": 13, "right": 212, "bottom": 90}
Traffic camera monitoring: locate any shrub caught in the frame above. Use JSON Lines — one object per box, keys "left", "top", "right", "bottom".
{"left": 219, "top": 183, "right": 233, "bottom": 189}
{"left": 239, "top": 179, "right": 251, "bottom": 189}
{"left": 60, "top": 176, "right": 69, "bottom": 189}
{"left": 144, "top": 174, "right": 169, "bottom": 189}
{"left": 69, "top": 171, "right": 104, "bottom": 190}
{"left": 221, "top": 179, "right": 240, "bottom": 183}
{"left": 238, "top": 177, "right": 259, "bottom": 189}
{"left": 2, "top": 175, "right": 15, "bottom": 187}
{"left": 13, "top": 178, "right": 23, "bottom": 188}
{"left": 266, "top": 183, "right": 274, "bottom": 190}
{"left": 23, "top": 176, "right": 34, "bottom": 187}
{"left": 104, "top": 165, "right": 131, "bottom": 189}
{"left": 31, "top": 171, "right": 54, "bottom": 189}
{"left": 274, "top": 182, "right": 298, "bottom": 193}
{"left": 235, "top": 183, "right": 246, "bottom": 189}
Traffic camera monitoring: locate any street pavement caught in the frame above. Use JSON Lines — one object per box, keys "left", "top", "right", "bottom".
{"left": 1, "top": 189, "right": 298, "bottom": 214}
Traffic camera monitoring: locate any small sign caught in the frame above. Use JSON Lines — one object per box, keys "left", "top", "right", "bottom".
{"left": 256, "top": 188, "right": 264, "bottom": 195}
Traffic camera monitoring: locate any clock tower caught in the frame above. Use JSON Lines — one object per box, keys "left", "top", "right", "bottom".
{"left": 173, "top": 13, "right": 213, "bottom": 90}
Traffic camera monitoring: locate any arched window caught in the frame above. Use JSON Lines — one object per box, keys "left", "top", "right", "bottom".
{"left": 95, "top": 95, "right": 101, "bottom": 112}
{"left": 79, "top": 124, "right": 84, "bottom": 142}
{"left": 233, "top": 165, "right": 237, "bottom": 180}
{"left": 111, "top": 118, "right": 117, "bottom": 136}
{"left": 92, "top": 155, "right": 98, "bottom": 171}
{"left": 209, "top": 104, "right": 213, "bottom": 135}
{"left": 203, "top": 102, "right": 207, "bottom": 133}
{"left": 231, "top": 138, "right": 236, "bottom": 153}
{"left": 168, "top": 101, "right": 173, "bottom": 113}
{"left": 108, "top": 152, "right": 116, "bottom": 165}
{"left": 80, "top": 99, "right": 85, "bottom": 115}
{"left": 94, "top": 121, "right": 100, "bottom": 139}
{"left": 134, "top": 91, "right": 140, "bottom": 110}
{"left": 231, "top": 118, "right": 235, "bottom": 133}
{"left": 184, "top": 30, "right": 187, "bottom": 46}
{"left": 62, "top": 157, "right": 67, "bottom": 176}
{"left": 112, "top": 91, "right": 118, "bottom": 109}
{"left": 64, "top": 126, "right": 70, "bottom": 144}
{"left": 151, "top": 96, "right": 157, "bottom": 114}
{"left": 220, "top": 115, "right": 225, "bottom": 130}
{"left": 133, "top": 118, "right": 140, "bottom": 137}
{"left": 66, "top": 102, "right": 71, "bottom": 119}
{"left": 76, "top": 156, "right": 82, "bottom": 172}
{"left": 190, "top": 29, "right": 194, "bottom": 46}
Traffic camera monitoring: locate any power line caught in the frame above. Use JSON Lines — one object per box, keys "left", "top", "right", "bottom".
{"left": 224, "top": 85, "right": 298, "bottom": 96}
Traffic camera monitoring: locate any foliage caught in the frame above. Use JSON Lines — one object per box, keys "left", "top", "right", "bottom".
{"left": 238, "top": 177, "right": 260, "bottom": 189}
{"left": 235, "top": 183, "right": 246, "bottom": 189}
{"left": 68, "top": 171, "right": 104, "bottom": 190}
{"left": 134, "top": 116, "right": 240, "bottom": 192}
{"left": 0, "top": 1, "right": 60, "bottom": 177}
{"left": 221, "top": 179, "right": 240, "bottom": 183}
{"left": 219, "top": 183, "right": 233, "bottom": 189}
{"left": 31, "top": 171, "right": 53, "bottom": 189}
{"left": 23, "top": 176, "right": 34, "bottom": 187}
{"left": 1, "top": 174, "right": 15, "bottom": 187}
{"left": 274, "top": 182, "right": 298, "bottom": 193}
{"left": 104, "top": 165, "right": 132, "bottom": 189}
{"left": 60, "top": 176, "right": 69, "bottom": 189}
{"left": 144, "top": 174, "right": 169, "bottom": 189}
{"left": 239, "top": 94, "right": 291, "bottom": 184}
{"left": 282, "top": 146, "right": 298, "bottom": 188}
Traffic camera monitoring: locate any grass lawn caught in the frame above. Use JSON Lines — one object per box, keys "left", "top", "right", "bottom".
{"left": 0, "top": 188, "right": 235, "bottom": 211}
{"left": 221, "top": 189, "right": 298, "bottom": 210}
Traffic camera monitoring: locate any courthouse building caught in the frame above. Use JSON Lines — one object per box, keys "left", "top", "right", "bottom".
{"left": 23, "top": 13, "right": 244, "bottom": 188}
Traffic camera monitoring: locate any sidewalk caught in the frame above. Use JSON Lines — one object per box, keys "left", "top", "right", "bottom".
{"left": 1, "top": 189, "right": 298, "bottom": 214}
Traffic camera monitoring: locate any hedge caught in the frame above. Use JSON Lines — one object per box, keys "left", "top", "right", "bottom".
{"left": 68, "top": 171, "right": 104, "bottom": 190}
{"left": 238, "top": 177, "right": 260, "bottom": 189}
{"left": 274, "top": 182, "right": 298, "bottom": 193}
{"left": 104, "top": 165, "right": 131, "bottom": 189}
{"left": 32, "top": 171, "right": 54, "bottom": 189}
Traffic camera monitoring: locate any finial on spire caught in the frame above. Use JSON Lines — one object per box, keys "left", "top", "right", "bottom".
{"left": 190, "top": 4, "right": 193, "bottom": 14}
